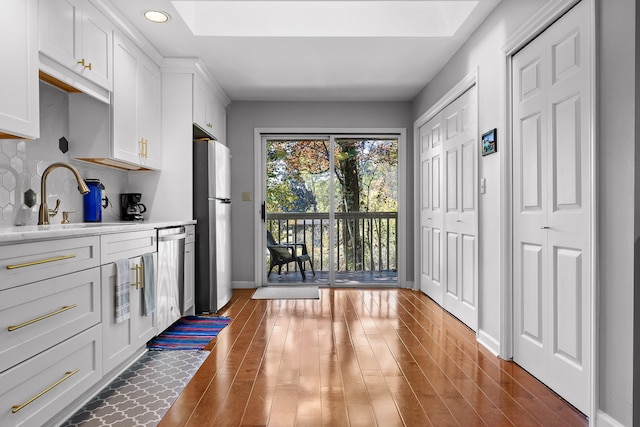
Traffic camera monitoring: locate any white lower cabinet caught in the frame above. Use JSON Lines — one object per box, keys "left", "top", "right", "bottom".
{"left": 183, "top": 225, "right": 195, "bottom": 313}
{"left": 0, "top": 225, "right": 178, "bottom": 425}
{"left": 0, "top": 325, "right": 102, "bottom": 427}
{"left": 0, "top": 267, "right": 101, "bottom": 373}
{"left": 102, "top": 251, "right": 157, "bottom": 374}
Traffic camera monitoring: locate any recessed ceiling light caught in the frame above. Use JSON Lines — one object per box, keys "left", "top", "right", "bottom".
{"left": 144, "top": 10, "right": 171, "bottom": 23}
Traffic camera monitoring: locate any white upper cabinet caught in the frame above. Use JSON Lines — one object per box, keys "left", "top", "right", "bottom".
{"left": 111, "top": 33, "right": 139, "bottom": 165}
{"left": 0, "top": 0, "right": 39, "bottom": 139}
{"left": 137, "top": 53, "right": 162, "bottom": 168}
{"left": 69, "top": 32, "right": 161, "bottom": 171}
{"left": 194, "top": 74, "right": 226, "bottom": 142}
{"left": 39, "top": 0, "right": 113, "bottom": 90}
{"left": 112, "top": 33, "right": 161, "bottom": 170}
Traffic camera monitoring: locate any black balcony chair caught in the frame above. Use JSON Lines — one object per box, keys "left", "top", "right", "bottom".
{"left": 266, "top": 230, "right": 315, "bottom": 280}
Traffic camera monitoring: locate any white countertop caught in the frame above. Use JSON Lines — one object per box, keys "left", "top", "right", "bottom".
{"left": 0, "top": 220, "right": 196, "bottom": 244}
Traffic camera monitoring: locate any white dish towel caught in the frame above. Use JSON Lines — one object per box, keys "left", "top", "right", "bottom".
{"left": 115, "top": 259, "right": 131, "bottom": 323}
{"left": 141, "top": 253, "right": 155, "bottom": 316}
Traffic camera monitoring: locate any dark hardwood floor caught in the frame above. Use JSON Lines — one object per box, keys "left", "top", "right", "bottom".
{"left": 159, "top": 288, "right": 587, "bottom": 426}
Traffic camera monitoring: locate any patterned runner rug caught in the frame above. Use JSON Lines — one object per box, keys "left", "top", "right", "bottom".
{"left": 61, "top": 350, "right": 208, "bottom": 426}
{"left": 147, "top": 315, "right": 231, "bottom": 350}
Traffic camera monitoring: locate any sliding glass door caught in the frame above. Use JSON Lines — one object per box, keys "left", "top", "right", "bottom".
{"left": 263, "top": 135, "right": 398, "bottom": 286}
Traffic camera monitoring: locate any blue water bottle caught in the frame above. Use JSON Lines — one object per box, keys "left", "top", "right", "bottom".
{"left": 83, "top": 179, "right": 103, "bottom": 222}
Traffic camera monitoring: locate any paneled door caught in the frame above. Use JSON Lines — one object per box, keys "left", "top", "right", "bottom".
{"left": 420, "top": 87, "right": 478, "bottom": 330}
{"left": 512, "top": 0, "right": 591, "bottom": 414}
{"left": 419, "top": 111, "right": 443, "bottom": 304}
{"left": 442, "top": 90, "right": 478, "bottom": 329}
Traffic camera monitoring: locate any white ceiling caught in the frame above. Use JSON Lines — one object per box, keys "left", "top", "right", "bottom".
{"left": 107, "top": 0, "right": 502, "bottom": 102}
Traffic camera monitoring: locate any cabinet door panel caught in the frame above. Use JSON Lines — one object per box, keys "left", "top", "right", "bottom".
{"left": 80, "top": 2, "right": 112, "bottom": 89}
{"left": 112, "top": 34, "right": 139, "bottom": 164}
{"left": 0, "top": 0, "right": 39, "bottom": 139}
{"left": 184, "top": 242, "right": 195, "bottom": 313}
{"left": 38, "top": 0, "right": 80, "bottom": 68}
{"left": 134, "top": 253, "right": 157, "bottom": 343}
{"left": 138, "top": 56, "right": 162, "bottom": 169}
{"left": 101, "top": 262, "right": 134, "bottom": 374}
{"left": 102, "top": 253, "right": 156, "bottom": 374}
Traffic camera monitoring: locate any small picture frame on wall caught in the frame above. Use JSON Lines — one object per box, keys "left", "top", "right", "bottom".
{"left": 481, "top": 128, "right": 497, "bottom": 156}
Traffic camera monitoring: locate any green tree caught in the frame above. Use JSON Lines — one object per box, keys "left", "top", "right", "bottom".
{"left": 266, "top": 138, "right": 397, "bottom": 270}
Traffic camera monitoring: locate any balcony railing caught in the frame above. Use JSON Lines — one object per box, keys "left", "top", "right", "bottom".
{"left": 266, "top": 212, "right": 397, "bottom": 275}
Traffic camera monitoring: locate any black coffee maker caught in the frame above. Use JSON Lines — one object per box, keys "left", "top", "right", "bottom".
{"left": 120, "top": 193, "right": 146, "bottom": 221}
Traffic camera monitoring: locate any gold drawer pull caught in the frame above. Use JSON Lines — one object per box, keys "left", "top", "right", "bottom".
{"left": 11, "top": 369, "right": 79, "bottom": 413}
{"left": 8, "top": 304, "right": 78, "bottom": 332}
{"left": 6, "top": 254, "right": 76, "bottom": 270}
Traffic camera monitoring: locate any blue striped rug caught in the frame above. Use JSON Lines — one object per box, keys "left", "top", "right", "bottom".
{"left": 147, "top": 315, "right": 231, "bottom": 350}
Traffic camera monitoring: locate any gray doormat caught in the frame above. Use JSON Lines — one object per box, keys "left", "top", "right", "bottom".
{"left": 252, "top": 285, "right": 320, "bottom": 300}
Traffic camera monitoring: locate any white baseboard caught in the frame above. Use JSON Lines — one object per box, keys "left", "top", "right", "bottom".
{"left": 477, "top": 329, "right": 500, "bottom": 356}
{"left": 233, "top": 281, "right": 257, "bottom": 289}
{"left": 595, "top": 410, "right": 625, "bottom": 427}
{"left": 401, "top": 280, "right": 415, "bottom": 290}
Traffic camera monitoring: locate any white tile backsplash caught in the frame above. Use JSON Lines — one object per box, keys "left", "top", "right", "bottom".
{"left": 0, "top": 82, "right": 129, "bottom": 226}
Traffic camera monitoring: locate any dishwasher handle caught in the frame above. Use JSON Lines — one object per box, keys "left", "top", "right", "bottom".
{"left": 159, "top": 232, "right": 187, "bottom": 242}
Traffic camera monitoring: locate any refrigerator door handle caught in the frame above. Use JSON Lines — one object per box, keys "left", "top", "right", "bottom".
{"left": 209, "top": 197, "right": 232, "bottom": 204}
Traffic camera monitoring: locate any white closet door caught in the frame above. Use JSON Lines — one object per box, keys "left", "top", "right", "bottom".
{"left": 419, "top": 87, "right": 478, "bottom": 331}
{"left": 512, "top": 0, "right": 590, "bottom": 414}
{"left": 419, "top": 112, "right": 443, "bottom": 304}
{"left": 442, "top": 89, "right": 478, "bottom": 330}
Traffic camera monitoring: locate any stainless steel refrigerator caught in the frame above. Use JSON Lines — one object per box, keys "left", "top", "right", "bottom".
{"left": 193, "top": 139, "right": 232, "bottom": 313}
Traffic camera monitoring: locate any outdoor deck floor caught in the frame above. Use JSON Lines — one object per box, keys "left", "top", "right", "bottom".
{"left": 267, "top": 270, "right": 398, "bottom": 286}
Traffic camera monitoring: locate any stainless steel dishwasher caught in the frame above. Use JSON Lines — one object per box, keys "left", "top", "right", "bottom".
{"left": 156, "top": 226, "right": 186, "bottom": 332}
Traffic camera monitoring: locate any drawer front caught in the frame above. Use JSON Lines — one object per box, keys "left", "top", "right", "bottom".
{"left": 0, "top": 325, "right": 102, "bottom": 427}
{"left": 100, "top": 230, "right": 157, "bottom": 265}
{"left": 185, "top": 225, "right": 196, "bottom": 244}
{"left": 0, "top": 267, "right": 101, "bottom": 373}
{"left": 0, "top": 236, "right": 100, "bottom": 291}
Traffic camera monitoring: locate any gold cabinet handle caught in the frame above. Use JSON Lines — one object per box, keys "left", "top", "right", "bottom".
{"left": 138, "top": 138, "right": 148, "bottom": 158}
{"left": 139, "top": 264, "right": 144, "bottom": 289}
{"left": 8, "top": 304, "right": 77, "bottom": 332}
{"left": 6, "top": 254, "right": 76, "bottom": 270}
{"left": 77, "top": 59, "right": 92, "bottom": 70}
{"left": 12, "top": 369, "right": 79, "bottom": 413}
{"left": 131, "top": 264, "right": 140, "bottom": 289}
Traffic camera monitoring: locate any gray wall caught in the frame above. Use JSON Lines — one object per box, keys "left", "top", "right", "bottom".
{"left": 598, "top": 0, "right": 636, "bottom": 424}
{"left": 226, "top": 101, "right": 412, "bottom": 285}
{"left": 410, "top": 0, "right": 637, "bottom": 424}
{"left": 412, "top": 0, "right": 547, "bottom": 354}
{"left": 225, "top": 0, "right": 639, "bottom": 423}
{"left": 636, "top": 0, "right": 640, "bottom": 424}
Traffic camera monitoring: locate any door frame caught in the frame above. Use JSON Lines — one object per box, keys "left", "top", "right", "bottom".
{"left": 498, "top": 0, "right": 596, "bottom": 419}
{"left": 253, "top": 127, "right": 407, "bottom": 287}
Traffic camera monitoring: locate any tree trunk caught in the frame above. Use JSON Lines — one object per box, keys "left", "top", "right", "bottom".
{"left": 338, "top": 142, "right": 363, "bottom": 270}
